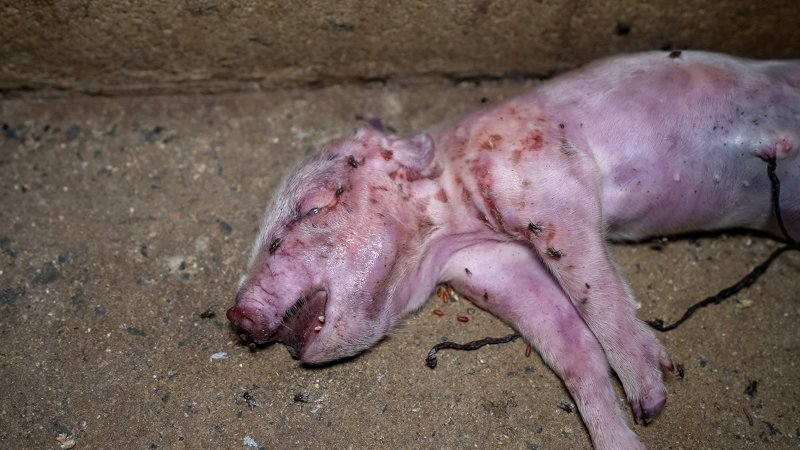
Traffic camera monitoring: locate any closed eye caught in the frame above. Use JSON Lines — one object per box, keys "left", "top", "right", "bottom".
{"left": 299, "top": 186, "right": 338, "bottom": 219}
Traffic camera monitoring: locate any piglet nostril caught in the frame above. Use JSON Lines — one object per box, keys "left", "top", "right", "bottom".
{"left": 227, "top": 305, "right": 253, "bottom": 330}
{"left": 226, "top": 305, "right": 242, "bottom": 325}
{"left": 227, "top": 303, "right": 275, "bottom": 345}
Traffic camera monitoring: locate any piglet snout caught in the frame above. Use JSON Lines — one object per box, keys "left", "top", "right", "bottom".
{"left": 227, "top": 287, "right": 329, "bottom": 359}
{"left": 226, "top": 301, "right": 274, "bottom": 346}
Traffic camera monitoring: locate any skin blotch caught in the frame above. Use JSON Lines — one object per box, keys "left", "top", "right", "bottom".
{"left": 512, "top": 148, "right": 523, "bottom": 164}
{"left": 560, "top": 140, "right": 577, "bottom": 156}
{"left": 347, "top": 155, "right": 359, "bottom": 168}
{"left": 480, "top": 133, "right": 503, "bottom": 151}
{"left": 522, "top": 131, "right": 545, "bottom": 150}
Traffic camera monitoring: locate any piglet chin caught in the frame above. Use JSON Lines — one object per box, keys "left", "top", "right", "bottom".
{"left": 276, "top": 290, "right": 328, "bottom": 360}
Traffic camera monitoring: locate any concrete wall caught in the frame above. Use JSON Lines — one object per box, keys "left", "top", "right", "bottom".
{"left": 1, "top": 0, "right": 799, "bottom": 96}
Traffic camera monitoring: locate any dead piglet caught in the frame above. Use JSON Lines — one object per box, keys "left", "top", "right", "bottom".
{"left": 230, "top": 51, "right": 800, "bottom": 449}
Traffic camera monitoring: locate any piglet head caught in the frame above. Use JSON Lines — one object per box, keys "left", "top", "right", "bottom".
{"left": 228, "top": 125, "right": 436, "bottom": 364}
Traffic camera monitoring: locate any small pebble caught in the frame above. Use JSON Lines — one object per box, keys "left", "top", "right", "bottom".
{"left": 210, "top": 352, "right": 228, "bottom": 361}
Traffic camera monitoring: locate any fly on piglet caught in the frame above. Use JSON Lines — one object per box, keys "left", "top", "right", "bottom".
{"left": 227, "top": 51, "right": 799, "bottom": 450}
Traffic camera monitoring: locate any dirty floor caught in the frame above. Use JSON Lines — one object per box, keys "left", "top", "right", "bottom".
{"left": 1, "top": 80, "right": 798, "bottom": 449}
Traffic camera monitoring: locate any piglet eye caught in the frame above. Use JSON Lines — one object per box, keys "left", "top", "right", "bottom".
{"left": 300, "top": 187, "right": 337, "bottom": 219}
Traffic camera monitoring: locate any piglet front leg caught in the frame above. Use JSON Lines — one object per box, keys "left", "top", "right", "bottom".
{"left": 443, "top": 241, "right": 647, "bottom": 450}
{"left": 497, "top": 153, "right": 673, "bottom": 423}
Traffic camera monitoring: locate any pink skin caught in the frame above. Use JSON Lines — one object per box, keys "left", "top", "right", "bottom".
{"left": 228, "top": 51, "right": 799, "bottom": 449}
{"left": 443, "top": 242, "right": 646, "bottom": 450}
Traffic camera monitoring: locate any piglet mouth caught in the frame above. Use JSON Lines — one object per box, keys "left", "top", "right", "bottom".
{"left": 275, "top": 290, "right": 328, "bottom": 359}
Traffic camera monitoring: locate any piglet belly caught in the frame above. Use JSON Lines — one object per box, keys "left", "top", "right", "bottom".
{"left": 599, "top": 148, "right": 776, "bottom": 239}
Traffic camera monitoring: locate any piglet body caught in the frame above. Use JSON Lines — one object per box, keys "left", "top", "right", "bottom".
{"left": 228, "top": 51, "right": 799, "bottom": 449}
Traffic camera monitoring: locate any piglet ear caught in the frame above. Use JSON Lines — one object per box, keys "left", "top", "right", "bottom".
{"left": 381, "top": 133, "right": 435, "bottom": 173}
{"left": 366, "top": 117, "right": 385, "bottom": 132}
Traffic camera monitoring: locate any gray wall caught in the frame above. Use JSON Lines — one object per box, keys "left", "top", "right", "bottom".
{"left": 2, "top": 0, "right": 799, "bottom": 95}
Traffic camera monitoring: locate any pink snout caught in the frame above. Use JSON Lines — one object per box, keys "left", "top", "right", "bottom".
{"left": 226, "top": 301, "right": 274, "bottom": 346}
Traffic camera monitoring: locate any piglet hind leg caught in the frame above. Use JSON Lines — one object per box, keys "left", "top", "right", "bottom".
{"left": 444, "top": 242, "right": 647, "bottom": 450}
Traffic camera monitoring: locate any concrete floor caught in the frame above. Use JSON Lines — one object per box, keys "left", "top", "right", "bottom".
{"left": 1, "top": 81, "right": 798, "bottom": 449}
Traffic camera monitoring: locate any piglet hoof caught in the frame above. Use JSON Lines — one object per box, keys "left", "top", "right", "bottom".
{"left": 631, "top": 388, "right": 667, "bottom": 424}
{"left": 639, "top": 357, "right": 672, "bottom": 424}
{"left": 618, "top": 326, "right": 673, "bottom": 424}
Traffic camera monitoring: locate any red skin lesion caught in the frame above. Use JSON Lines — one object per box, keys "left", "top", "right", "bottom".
{"left": 544, "top": 228, "right": 557, "bottom": 244}
{"left": 523, "top": 131, "right": 544, "bottom": 150}
{"left": 512, "top": 148, "right": 524, "bottom": 164}
{"left": 461, "top": 185, "right": 471, "bottom": 202}
{"left": 480, "top": 133, "right": 503, "bottom": 151}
